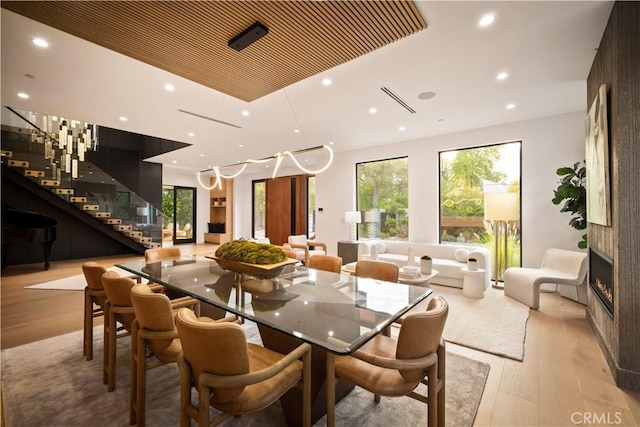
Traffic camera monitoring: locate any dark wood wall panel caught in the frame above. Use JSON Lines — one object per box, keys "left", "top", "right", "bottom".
{"left": 586, "top": 1, "right": 640, "bottom": 390}
{"left": 266, "top": 176, "right": 294, "bottom": 246}
{"left": 265, "top": 174, "right": 309, "bottom": 246}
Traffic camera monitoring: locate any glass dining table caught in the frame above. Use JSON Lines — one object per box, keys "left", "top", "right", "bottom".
{"left": 116, "top": 255, "right": 433, "bottom": 426}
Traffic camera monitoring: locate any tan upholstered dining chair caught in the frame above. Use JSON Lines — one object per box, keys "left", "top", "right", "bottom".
{"left": 175, "top": 308, "right": 312, "bottom": 427}
{"left": 354, "top": 259, "right": 399, "bottom": 283}
{"left": 81, "top": 262, "right": 141, "bottom": 361}
{"left": 144, "top": 246, "right": 229, "bottom": 320}
{"left": 101, "top": 271, "right": 139, "bottom": 392}
{"left": 130, "top": 283, "right": 229, "bottom": 426}
{"left": 308, "top": 254, "right": 343, "bottom": 274}
{"left": 327, "top": 296, "right": 449, "bottom": 427}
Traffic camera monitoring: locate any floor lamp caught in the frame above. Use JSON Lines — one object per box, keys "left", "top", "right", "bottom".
{"left": 484, "top": 192, "right": 519, "bottom": 288}
{"left": 344, "top": 211, "right": 362, "bottom": 242}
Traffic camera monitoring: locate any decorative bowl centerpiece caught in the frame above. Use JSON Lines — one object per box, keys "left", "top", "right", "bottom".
{"left": 206, "top": 240, "right": 297, "bottom": 279}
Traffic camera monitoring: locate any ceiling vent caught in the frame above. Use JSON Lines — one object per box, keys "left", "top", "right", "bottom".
{"left": 381, "top": 87, "right": 416, "bottom": 114}
{"left": 178, "top": 109, "right": 241, "bottom": 129}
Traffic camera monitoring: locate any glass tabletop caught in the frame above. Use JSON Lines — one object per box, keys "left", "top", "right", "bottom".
{"left": 116, "top": 255, "right": 432, "bottom": 354}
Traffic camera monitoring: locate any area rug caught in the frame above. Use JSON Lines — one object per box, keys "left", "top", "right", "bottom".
{"left": 1, "top": 323, "right": 489, "bottom": 427}
{"left": 430, "top": 284, "right": 530, "bottom": 361}
{"left": 24, "top": 266, "right": 132, "bottom": 291}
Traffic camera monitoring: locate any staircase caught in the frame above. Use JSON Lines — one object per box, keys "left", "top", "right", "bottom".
{"left": 1, "top": 109, "right": 163, "bottom": 252}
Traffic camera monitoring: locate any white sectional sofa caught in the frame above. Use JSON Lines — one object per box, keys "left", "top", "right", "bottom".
{"left": 357, "top": 240, "right": 492, "bottom": 289}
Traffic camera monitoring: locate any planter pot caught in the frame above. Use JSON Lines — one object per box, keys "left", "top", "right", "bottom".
{"left": 420, "top": 257, "right": 432, "bottom": 274}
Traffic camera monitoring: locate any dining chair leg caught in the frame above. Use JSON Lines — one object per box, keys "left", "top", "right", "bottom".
{"left": 83, "top": 289, "right": 93, "bottom": 360}
{"left": 135, "top": 334, "right": 147, "bottom": 426}
{"left": 427, "top": 362, "right": 438, "bottom": 427}
{"left": 107, "top": 310, "right": 117, "bottom": 391}
{"left": 303, "top": 350, "right": 311, "bottom": 427}
{"left": 103, "top": 302, "right": 110, "bottom": 385}
{"left": 326, "top": 352, "right": 335, "bottom": 427}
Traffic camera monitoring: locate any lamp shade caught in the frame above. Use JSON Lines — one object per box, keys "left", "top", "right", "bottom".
{"left": 484, "top": 192, "right": 519, "bottom": 221}
{"left": 344, "top": 211, "right": 362, "bottom": 224}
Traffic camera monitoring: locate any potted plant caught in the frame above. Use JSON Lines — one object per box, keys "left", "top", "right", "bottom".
{"left": 552, "top": 161, "right": 587, "bottom": 249}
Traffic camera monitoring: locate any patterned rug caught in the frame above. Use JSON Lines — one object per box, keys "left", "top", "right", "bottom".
{"left": 2, "top": 322, "right": 489, "bottom": 427}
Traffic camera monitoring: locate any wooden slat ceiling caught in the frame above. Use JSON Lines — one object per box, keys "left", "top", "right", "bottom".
{"left": 3, "top": 1, "right": 427, "bottom": 102}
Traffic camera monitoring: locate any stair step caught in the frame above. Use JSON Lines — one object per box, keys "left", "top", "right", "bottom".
{"left": 41, "top": 179, "right": 60, "bottom": 187}
{"left": 113, "top": 224, "right": 132, "bottom": 231}
{"left": 91, "top": 212, "right": 111, "bottom": 218}
{"left": 53, "top": 188, "right": 74, "bottom": 195}
{"left": 134, "top": 236, "right": 153, "bottom": 244}
{"left": 8, "top": 160, "right": 29, "bottom": 168}
{"left": 24, "top": 170, "right": 45, "bottom": 177}
{"left": 103, "top": 218, "right": 122, "bottom": 225}
{"left": 124, "top": 230, "right": 143, "bottom": 237}
{"left": 143, "top": 242, "right": 162, "bottom": 249}
{"left": 1, "top": 150, "right": 13, "bottom": 158}
{"left": 70, "top": 196, "right": 87, "bottom": 203}
{"left": 82, "top": 205, "right": 99, "bottom": 211}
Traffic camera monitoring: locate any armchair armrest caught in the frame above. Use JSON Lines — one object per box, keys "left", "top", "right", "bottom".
{"left": 200, "top": 342, "right": 311, "bottom": 388}
{"left": 351, "top": 348, "right": 438, "bottom": 370}
{"left": 308, "top": 241, "right": 327, "bottom": 252}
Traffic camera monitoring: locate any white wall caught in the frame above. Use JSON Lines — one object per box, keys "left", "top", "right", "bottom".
{"left": 233, "top": 111, "right": 586, "bottom": 267}
{"left": 162, "top": 167, "right": 210, "bottom": 244}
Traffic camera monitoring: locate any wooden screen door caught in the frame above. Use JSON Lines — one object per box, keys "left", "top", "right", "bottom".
{"left": 265, "top": 175, "right": 308, "bottom": 246}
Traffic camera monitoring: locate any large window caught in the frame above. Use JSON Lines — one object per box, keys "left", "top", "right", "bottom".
{"left": 356, "top": 157, "right": 408, "bottom": 240}
{"left": 252, "top": 179, "right": 266, "bottom": 239}
{"left": 439, "top": 142, "right": 521, "bottom": 281}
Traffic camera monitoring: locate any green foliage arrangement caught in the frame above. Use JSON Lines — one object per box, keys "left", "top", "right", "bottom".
{"left": 215, "top": 239, "right": 287, "bottom": 264}
{"left": 552, "top": 161, "right": 587, "bottom": 249}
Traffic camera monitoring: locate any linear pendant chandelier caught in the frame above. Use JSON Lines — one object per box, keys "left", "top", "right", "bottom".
{"left": 197, "top": 144, "right": 333, "bottom": 190}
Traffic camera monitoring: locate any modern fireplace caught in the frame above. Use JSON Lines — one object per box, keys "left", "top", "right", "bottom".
{"left": 589, "top": 247, "right": 614, "bottom": 317}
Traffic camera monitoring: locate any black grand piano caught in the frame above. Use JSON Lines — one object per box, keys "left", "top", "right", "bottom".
{"left": 2, "top": 205, "right": 57, "bottom": 270}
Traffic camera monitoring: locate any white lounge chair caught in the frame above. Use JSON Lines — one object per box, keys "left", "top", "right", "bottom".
{"left": 503, "top": 248, "right": 588, "bottom": 310}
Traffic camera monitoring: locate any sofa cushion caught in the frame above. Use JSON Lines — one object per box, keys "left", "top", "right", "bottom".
{"left": 454, "top": 248, "right": 470, "bottom": 262}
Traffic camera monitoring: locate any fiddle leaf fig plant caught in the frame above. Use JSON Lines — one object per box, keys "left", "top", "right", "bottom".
{"left": 552, "top": 161, "right": 587, "bottom": 249}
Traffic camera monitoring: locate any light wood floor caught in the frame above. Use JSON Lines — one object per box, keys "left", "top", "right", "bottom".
{"left": 1, "top": 243, "right": 639, "bottom": 426}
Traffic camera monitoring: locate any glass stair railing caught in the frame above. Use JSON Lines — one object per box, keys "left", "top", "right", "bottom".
{"left": 1, "top": 106, "right": 163, "bottom": 249}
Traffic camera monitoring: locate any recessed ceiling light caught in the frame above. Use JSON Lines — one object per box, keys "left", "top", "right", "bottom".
{"left": 369, "top": 107, "right": 377, "bottom": 114}
{"left": 188, "top": 132, "right": 195, "bottom": 137}
{"left": 199, "top": 154, "right": 204, "bottom": 157}
{"left": 25, "top": 74, "right": 35, "bottom": 79}
{"left": 238, "top": 144, "right": 244, "bottom": 147}
{"left": 497, "top": 72, "right": 509, "bottom": 80}
{"left": 164, "top": 83, "right": 175, "bottom": 91}
{"left": 479, "top": 13, "right": 495, "bottom": 27}
{"left": 172, "top": 160, "right": 177, "bottom": 164}
{"left": 241, "top": 110, "right": 250, "bottom": 117}
{"left": 294, "top": 129, "right": 300, "bottom": 134}
{"left": 399, "top": 126, "right": 406, "bottom": 132}
{"left": 329, "top": 141, "right": 335, "bottom": 145}
{"left": 32, "top": 38, "right": 49, "bottom": 48}
{"left": 438, "top": 118, "right": 445, "bottom": 122}
{"left": 506, "top": 103, "right": 516, "bottom": 109}
{"left": 17, "top": 92, "right": 29, "bottom": 99}
{"left": 119, "top": 116, "right": 128, "bottom": 121}
{"left": 322, "top": 78, "right": 332, "bottom": 86}
{"left": 418, "top": 91, "right": 436, "bottom": 100}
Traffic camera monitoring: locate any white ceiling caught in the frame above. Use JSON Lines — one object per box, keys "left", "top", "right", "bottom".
{"left": 1, "top": 1, "right": 613, "bottom": 174}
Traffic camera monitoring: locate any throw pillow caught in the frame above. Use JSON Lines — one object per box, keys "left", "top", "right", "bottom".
{"left": 376, "top": 242, "right": 386, "bottom": 254}
{"left": 455, "top": 248, "right": 470, "bottom": 262}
